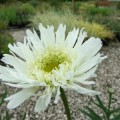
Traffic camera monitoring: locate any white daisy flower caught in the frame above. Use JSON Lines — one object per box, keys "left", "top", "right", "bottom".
{"left": 0, "top": 24, "right": 106, "bottom": 112}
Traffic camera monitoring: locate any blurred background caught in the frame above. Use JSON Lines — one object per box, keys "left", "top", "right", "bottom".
{"left": 0, "top": 0, "right": 120, "bottom": 58}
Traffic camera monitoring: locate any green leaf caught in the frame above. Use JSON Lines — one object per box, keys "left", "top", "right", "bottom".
{"left": 80, "top": 108, "right": 102, "bottom": 120}
{"left": 80, "top": 109, "right": 96, "bottom": 120}
{"left": 110, "top": 107, "right": 120, "bottom": 114}
{"left": 5, "top": 110, "right": 10, "bottom": 120}
{"left": 92, "top": 96, "right": 108, "bottom": 114}
{"left": 85, "top": 106, "right": 102, "bottom": 120}
{"left": 95, "top": 95, "right": 107, "bottom": 110}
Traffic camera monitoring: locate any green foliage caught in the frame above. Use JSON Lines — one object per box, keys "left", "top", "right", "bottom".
{"left": 36, "top": 2, "right": 52, "bottom": 13}
{"left": 20, "top": 3, "right": 35, "bottom": 14}
{"left": 77, "top": 1, "right": 119, "bottom": 33}
{"left": 49, "top": 0, "right": 62, "bottom": 7}
{"left": 0, "top": 0, "right": 8, "bottom": 4}
{"left": 87, "top": 7, "right": 113, "bottom": 16}
{"left": 14, "top": 3, "right": 35, "bottom": 26}
{"left": 80, "top": 87, "right": 120, "bottom": 120}
{"left": 0, "top": 32, "right": 14, "bottom": 54}
{"left": 79, "top": 2, "right": 95, "bottom": 12}
{"left": 0, "top": 20, "right": 8, "bottom": 30}
{"left": 86, "top": 14, "right": 120, "bottom": 33}
{"left": 0, "top": 3, "right": 35, "bottom": 27}
{"left": 78, "top": 2, "right": 112, "bottom": 16}
{"left": 0, "top": 6, "right": 17, "bottom": 25}
{"left": 18, "top": 0, "right": 30, "bottom": 2}
{"left": 31, "top": 11, "right": 113, "bottom": 39}
{"left": 116, "top": 2, "right": 120, "bottom": 9}
{"left": 29, "top": 0, "right": 39, "bottom": 7}
{"left": 102, "top": 18, "right": 120, "bottom": 33}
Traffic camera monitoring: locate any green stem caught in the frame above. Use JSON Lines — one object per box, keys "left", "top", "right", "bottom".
{"left": 60, "top": 87, "right": 72, "bottom": 120}
{"left": 108, "top": 93, "right": 112, "bottom": 111}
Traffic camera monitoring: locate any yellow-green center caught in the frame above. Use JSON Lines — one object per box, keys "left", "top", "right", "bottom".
{"left": 36, "top": 48, "right": 71, "bottom": 72}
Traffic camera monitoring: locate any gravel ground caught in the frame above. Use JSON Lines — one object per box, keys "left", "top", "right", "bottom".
{"left": 0, "top": 29, "right": 120, "bottom": 120}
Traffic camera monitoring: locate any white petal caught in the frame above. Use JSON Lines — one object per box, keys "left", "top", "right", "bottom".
{"left": 26, "top": 29, "right": 43, "bottom": 52}
{"left": 35, "top": 95, "right": 46, "bottom": 112}
{"left": 26, "top": 29, "right": 40, "bottom": 42}
{"left": 8, "top": 41, "right": 34, "bottom": 62}
{"left": 45, "top": 89, "right": 52, "bottom": 107}
{"left": 75, "top": 53, "right": 105, "bottom": 75}
{"left": 68, "top": 83, "right": 100, "bottom": 96}
{"left": 54, "top": 87, "right": 60, "bottom": 104}
{"left": 2, "top": 54, "right": 27, "bottom": 73}
{"left": 65, "top": 28, "right": 79, "bottom": 48}
{"left": 74, "top": 28, "right": 87, "bottom": 50}
{"left": 75, "top": 65, "right": 98, "bottom": 79}
{"left": 55, "top": 24, "right": 66, "bottom": 47}
{"left": 0, "top": 66, "right": 21, "bottom": 83}
{"left": 74, "top": 66, "right": 98, "bottom": 85}
{"left": 47, "top": 25, "right": 55, "bottom": 45}
{"left": 4, "top": 81, "right": 46, "bottom": 88}
{"left": 77, "top": 80, "right": 95, "bottom": 85}
{"left": 74, "top": 38, "right": 102, "bottom": 68}
{"left": 5, "top": 87, "right": 38, "bottom": 109}
{"left": 39, "top": 24, "right": 55, "bottom": 47}
{"left": 82, "top": 37, "right": 102, "bottom": 59}
{"left": 35, "top": 89, "right": 52, "bottom": 112}
{"left": 0, "top": 66, "right": 37, "bottom": 84}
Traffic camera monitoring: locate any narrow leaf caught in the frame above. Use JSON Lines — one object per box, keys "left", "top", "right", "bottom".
{"left": 80, "top": 109, "right": 96, "bottom": 120}
{"left": 95, "top": 95, "right": 107, "bottom": 110}
{"left": 92, "top": 96, "right": 108, "bottom": 114}
{"left": 110, "top": 107, "right": 120, "bottom": 114}
{"left": 86, "top": 106, "right": 102, "bottom": 120}
{"left": 5, "top": 110, "right": 10, "bottom": 120}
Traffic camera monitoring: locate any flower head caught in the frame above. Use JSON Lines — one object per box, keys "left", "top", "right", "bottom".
{"left": 0, "top": 24, "right": 106, "bottom": 112}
